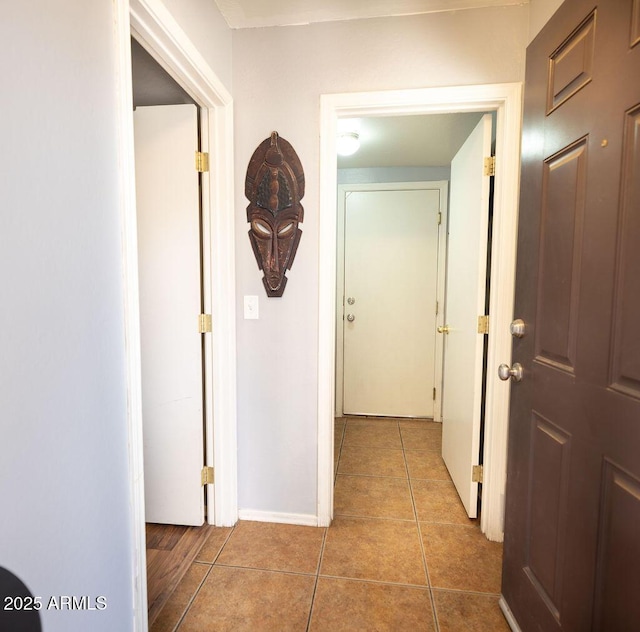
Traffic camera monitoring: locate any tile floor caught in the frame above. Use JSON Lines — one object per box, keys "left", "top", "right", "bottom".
{"left": 151, "top": 416, "right": 509, "bottom": 631}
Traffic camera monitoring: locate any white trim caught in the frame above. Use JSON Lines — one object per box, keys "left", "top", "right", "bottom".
{"left": 129, "top": 0, "right": 237, "bottom": 527}
{"left": 116, "top": 0, "right": 237, "bottom": 628}
{"left": 238, "top": 510, "right": 319, "bottom": 527}
{"left": 334, "top": 181, "right": 448, "bottom": 421}
{"left": 318, "top": 84, "right": 522, "bottom": 539}
{"left": 114, "top": 4, "right": 148, "bottom": 631}
{"left": 499, "top": 596, "right": 523, "bottom": 631}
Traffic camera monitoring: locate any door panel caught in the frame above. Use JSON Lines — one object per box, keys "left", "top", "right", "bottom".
{"left": 441, "top": 114, "right": 492, "bottom": 518}
{"left": 610, "top": 105, "right": 640, "bottom": 398}
{"left": 342, "top": 188, "right": 441, "bottom": 417}
{"left": 134, "top": 104, "right": 205, "bottom": 526}
{"left": 502, "top": 0, "right": 640, "bottom": 629}
{"left": 536, "top": 139, "right": 587, "bottom": 373}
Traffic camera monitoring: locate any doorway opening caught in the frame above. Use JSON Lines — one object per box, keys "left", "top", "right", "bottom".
{"left": 131, "top": 39, "right": 215, "bottom": 624}
{"left": 132, "top": 37, "right": 209, "bottom": 527}
{"left": 317, "top": 84, "right": 522, "bottom": 542}
{"left": 114, "top": 2, "right": 237, "bottom": 627}
{"left": 333, "top": 110, "right": 496, "bottom": 521}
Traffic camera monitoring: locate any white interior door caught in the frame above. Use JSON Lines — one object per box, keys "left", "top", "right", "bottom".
{"left": 441, "top": 114, "right": 492, "bottom": 518}
{"left": 342, "top": 188, "right": 441, "bottom": 417}
{"left": 134, "top": 104, "right": 205, "bottom": 526}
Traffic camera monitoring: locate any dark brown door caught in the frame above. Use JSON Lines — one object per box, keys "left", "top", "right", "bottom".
{"left": 502, "top": 0, "right": 640, "bottom": 630}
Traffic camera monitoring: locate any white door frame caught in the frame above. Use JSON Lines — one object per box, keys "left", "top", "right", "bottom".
{"left": 114, "top": 1, "right": 237, "bottom": 629}
{"left": 335, "top": 181, "right": 448, "bottom": 421}
{"left": 318, "top": 84, "right": 522, "bottom": 541}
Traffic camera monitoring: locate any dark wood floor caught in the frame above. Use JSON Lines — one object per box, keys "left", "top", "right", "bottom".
{"left": 146, "top": 522, "right": 213, "bottom": 627}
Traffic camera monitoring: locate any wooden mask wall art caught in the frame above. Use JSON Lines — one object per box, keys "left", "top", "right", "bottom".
{"left": 245, "top": 132, "right": 305, "bottom": 297}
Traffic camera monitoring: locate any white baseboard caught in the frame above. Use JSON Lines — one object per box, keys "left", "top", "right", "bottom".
{"left": 499, "top": 596, "right": 522, "bottom": 632}
{"left": 237, "top": 509, "right": 319, "bottom": 527}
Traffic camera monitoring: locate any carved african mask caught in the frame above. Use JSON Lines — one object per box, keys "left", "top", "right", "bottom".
{"left": 245, "top": 132, "right": 304, "bottom": 297}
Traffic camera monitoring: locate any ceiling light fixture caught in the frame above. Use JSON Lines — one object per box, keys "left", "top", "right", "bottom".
{"left": 337, "top": 131, "right": 360, "bottom": 156}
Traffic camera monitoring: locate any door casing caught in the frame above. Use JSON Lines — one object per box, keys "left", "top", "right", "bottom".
{"left": 114, "top": 0, "right": 237, "bottom": 629}
{"left": 335, "top": 181, "right": 448, "bottom": 421}
{"left": 318, "top": 84, "right": 522, "bottom": 540}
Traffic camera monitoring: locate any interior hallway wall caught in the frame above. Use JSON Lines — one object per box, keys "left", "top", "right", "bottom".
{"left": 232, "top": 6, "right": 528, "bottom": 520}
{"left": 161, "top": 0, "right": 233, "bottom": 90}
{"left": 528, "top": 0, "right": 566, "bottom": 42}
{"left": 338, "top": 166, "right": 451, "bottom": 185}
{"left": 0, "top": 2, "right": 232, "bottom": 630}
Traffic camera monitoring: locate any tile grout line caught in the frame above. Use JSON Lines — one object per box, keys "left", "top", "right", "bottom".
{"left": 305, "top": 526, "right": 329, "bottom": 632}
{"left": 400, "top": 423, "right": 441, "bottom": 632}
{"left": 172, "top": 563, "right": 214, "bottom": 632}
{"left": 173, "top": 523, "right": 237, "bottom": 632}
{"left": 172, "top": 523, "right": 237, "bottom": 631}
{"left": 334, "top": 418, "right": 346, "bottom": 485}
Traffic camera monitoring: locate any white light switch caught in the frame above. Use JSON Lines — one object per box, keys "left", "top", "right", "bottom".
{"left": 244, "top": 295, "right": 259, "bottom": 319}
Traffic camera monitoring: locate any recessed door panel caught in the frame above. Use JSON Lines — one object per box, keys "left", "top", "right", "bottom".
{"left": 527, "top": 413, "right": 571, "bottom": 615}
{"left": 593, "top": 463, "right": 640, "bottom": 630}
{"left": 535, "top": 139, "right": 587, "bottom": 373}
{"left": 546, "top": 11, "right": 595, "bottom": 113}
{"left": 610, "top": 106, "right": 640, "bottom": 398}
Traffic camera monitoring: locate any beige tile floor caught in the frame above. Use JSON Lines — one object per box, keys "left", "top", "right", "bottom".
{"left": 151, "top": 416, "right": 509, "bottom": 631}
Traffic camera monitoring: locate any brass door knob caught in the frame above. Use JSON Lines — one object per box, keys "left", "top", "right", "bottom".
{"left": 437, "top": 325, "right": 450, "bottom": 334}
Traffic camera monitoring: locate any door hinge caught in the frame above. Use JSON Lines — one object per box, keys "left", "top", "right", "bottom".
{"left": 432, "top": 387, "right": 436, "bottom": 401}
{"left": 195, "top": 151, "right": 210, "bottom": 173}
{"left": 435, "top": 300, "right": 439, "bottom": 316}
{"left": 472, "top": 465, "right": 484, "bottom": 483}
{"left": 437, "top": 211, "right": 442, "bottom": 225}
{"left": 198, "top": 313, "right": 212, "bottom": 333}
{"left": 484, "top": 156, "right": 496, "bottom": 177}
{"left": 201, "top": 466, "right": 215, "bottom": 486}
{"left": 477, "top": 315, "right": 489, "bottom": 335}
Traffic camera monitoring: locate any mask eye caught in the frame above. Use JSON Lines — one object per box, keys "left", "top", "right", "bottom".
{"left": 252, "top": 219, "right": 272, "bottom": 237}
{"left": 277, "top": 221, "right": 295, "bottom": 237}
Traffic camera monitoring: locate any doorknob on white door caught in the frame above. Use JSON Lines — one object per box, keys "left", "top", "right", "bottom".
{"left": 437, "top": 325, "right": 450, "bottom": 334}
{"left": 346, "top": 313, "right": 355, "bottom": 322}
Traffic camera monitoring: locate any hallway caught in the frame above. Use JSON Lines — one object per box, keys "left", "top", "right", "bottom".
{"left": 149, "top": 416, "right": 508, "bottom": 631}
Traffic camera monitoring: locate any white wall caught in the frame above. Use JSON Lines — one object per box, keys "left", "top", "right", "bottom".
{"left": 338, "top": 166, "right": 451, "bottom": 185}
{"left": 0, "top": 1, "right": 231, "bottom": 630}
{"left": 161, "top": 0, "right": 233, "bottom": 90}
{"left": 0, "top": 3, "right": 134, "bottom": 630}
{"left": 232, "top": 6, "right": 529, "bottom": 520}
{"left": 528, "top": 0, "right": 565, "bottom": 42}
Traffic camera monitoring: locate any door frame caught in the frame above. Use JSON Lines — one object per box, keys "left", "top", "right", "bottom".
{"left": 335, "top": 181, "right": 449, "bottom": 421}
{"left": 318, "top": 84, "right": 522, "bottom": 540}
{"left": 114, "top": 1, "right": 237, "bottom": 629}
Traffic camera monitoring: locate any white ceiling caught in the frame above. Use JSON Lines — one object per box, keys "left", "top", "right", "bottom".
{"left": 336, "top": 113, "right": 485, "bottom": 169}
{"left": 214, "top": 0, "right": 526, "bottom": 29}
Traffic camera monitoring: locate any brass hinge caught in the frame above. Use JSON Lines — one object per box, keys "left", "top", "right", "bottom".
{"left": 432, "top": 387, "right": 436, "bottom": 401}
{"left": 477, "top": 315, "right": 489, "bottom": 335}
{"left": 201, "top": 466, "right": 215, "bottom": 486}
{"left": 195, "top": 151, "right": 210, "bottom": 173}
{"left": 472, "top": 465, "right": 484, "bottom": 483}
{"left": 484, "top": 156, "right": 496, "bottom": 177}
{"left": 198, "top": 313, "right": 212, "bottom": 333}
{"left": 437, "top": 211, "right": 442, "bottom": 225}
{"left": 435, "top": 301, "right": 439, "bottom": 316}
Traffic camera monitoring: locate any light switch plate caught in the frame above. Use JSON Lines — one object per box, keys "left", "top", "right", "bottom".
{"left": 244, "top": 295, "right": 259, "bottom": 319}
